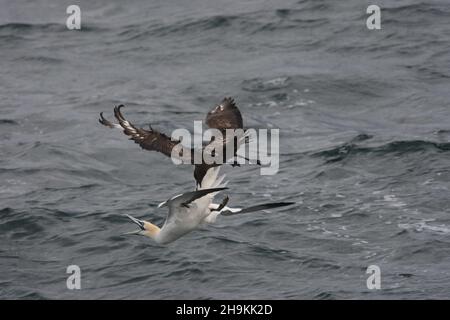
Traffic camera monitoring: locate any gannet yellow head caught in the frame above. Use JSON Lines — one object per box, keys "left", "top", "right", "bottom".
{"left": 123, "top": 214, "right": 161, "bottom": 240}
{"left": 141, "top": 221, "right": 160, "bottom": 239}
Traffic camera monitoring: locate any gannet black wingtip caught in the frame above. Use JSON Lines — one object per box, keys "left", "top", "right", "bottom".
{"left": 221, "top": 201, "right": 295, "bottom": 216}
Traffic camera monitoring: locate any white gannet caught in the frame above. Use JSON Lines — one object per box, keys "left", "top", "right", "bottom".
{"left": 124, "top": 167, "right": 294, "bottom": 244}
{"left": 99, "top": 97, "right": 258, "bottom": 187}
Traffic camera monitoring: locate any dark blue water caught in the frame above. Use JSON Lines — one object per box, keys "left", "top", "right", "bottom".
{"left": 1, "top": 0, "right": 450, "bottom": 299}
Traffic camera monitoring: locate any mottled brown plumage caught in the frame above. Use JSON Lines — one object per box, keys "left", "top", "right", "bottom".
{"left": 206, "top": 97, "right": 243, "bottom": 132}
{"left": 99, "top": 97, "right": 246, "bottom": 186}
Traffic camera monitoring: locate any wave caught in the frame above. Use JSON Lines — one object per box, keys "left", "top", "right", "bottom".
{"left": 0, "top": 22, "right": 63, "bottom": 32}
{"left": 385, "top": 2, "right": 450, "bottom": 16}
{"left": 14, "top": 56, "right": 64, "bottom": 64}
{"left": 116, "top": 10, "right": 328, "bottom": 43}
{"left": 242, "top": 76, "right": 291, "bottom": 92}
{"left": 312, "top": 137, "right": 450, "bottom": 163}
{"left": 0, "top": 119, "right": 18, "bottom": 125}
{"left": 0, "top": 22, "right": 103, "bottom": 33}
{"left": 0, "top": 207, "right": 14, "bottom": 215}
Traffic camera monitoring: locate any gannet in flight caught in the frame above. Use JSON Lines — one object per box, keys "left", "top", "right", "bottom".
{"left": 99, "top": 97, "right": 257, "bottom": 186}
{"left": 124, "top": 167, "right": 294, "bottom": 244}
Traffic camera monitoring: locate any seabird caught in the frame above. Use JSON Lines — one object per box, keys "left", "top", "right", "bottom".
{"left": 124, "top": 167, "right": 294, "bottom": 244}
{"left": 99, "top": 97, "right": 257, "bottom": 187}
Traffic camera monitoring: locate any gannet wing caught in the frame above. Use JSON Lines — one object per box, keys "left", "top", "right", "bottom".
{"left": 156, "top": 167, "right": 226, "bottom": 208}
{"left": 99, "top": 105, "right": 185, "bottom": 159}
{"left": 200, "top": 166, "right": 220, "bottom": 189}
{"left": 219, "top": 202, "right": 295, "bottom": 216}
{"left": 193, "top": 164, "right": 215, "bottom": 188}
{"left": 203, "top": 201, "right": 294, "bottom": 224}
{"left": 159, "top": 187, "right": 228, "bottom": 209}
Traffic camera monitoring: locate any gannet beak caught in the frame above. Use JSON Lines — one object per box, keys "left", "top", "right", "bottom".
{"left": 121, "top": 229, "right": 143, "bottom": 236}
{"left": 122, "top": 214, "right": 146, "bottom": 236}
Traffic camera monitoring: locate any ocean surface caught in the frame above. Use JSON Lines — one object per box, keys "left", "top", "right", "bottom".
{"left": 1, "top": 0, "right": 450, "bottom": 299}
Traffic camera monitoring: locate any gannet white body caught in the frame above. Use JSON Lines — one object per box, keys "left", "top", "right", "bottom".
{"left": 125, "top": 167, "right": 228, "bottom": 244}
{"left": 125, "top": 167, "right": 294, "bottom": 244}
